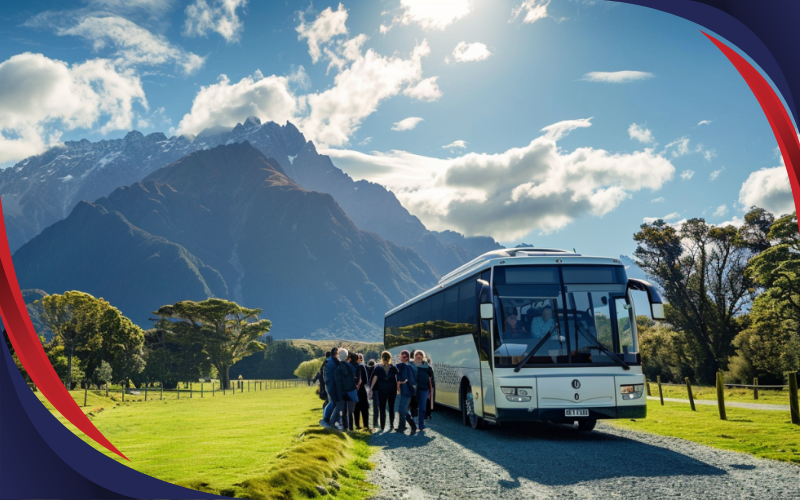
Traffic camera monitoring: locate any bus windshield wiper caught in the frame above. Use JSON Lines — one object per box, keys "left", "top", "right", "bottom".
{"left": 573, "top": 322, "right": 630, "bottom": 370}
{"left": 513, "top": 324, "right": 557, "bottom": 372}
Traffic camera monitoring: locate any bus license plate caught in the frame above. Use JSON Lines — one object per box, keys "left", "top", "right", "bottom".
{"left": 565, "top": 409, "right": 589, "bottom": 417}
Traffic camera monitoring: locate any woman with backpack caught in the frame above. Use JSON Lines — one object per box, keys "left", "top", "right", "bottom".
{"left": 366, "top": 359, "right": 379, "bottom": 429}
{"left": 354, "top": 353, "right": 370, "bottom": 430}
{"left": 413, "top": 350, "right": 434, "bottom": 431}
{"left": 333, "top": 349, "right": 359, "bottom": 431}
{"left": 369, "top": 351, "right": 399, "bottom": 432}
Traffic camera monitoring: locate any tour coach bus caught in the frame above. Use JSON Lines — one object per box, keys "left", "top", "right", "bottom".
{"left": 384, "top": 248, "right": 664, "bottom": 431}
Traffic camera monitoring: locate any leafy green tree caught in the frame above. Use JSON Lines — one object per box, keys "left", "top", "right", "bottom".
{"left": 92, "top": 360, "right": 113, "bottom": 388}
{"left": 634, "top": 214, "right": 764, "bottom": 383}
{"left": 233, "top": 340, "right": 311, "bottom": 379}
{"left": 294, "top": 358, "right": 323, "bottom": 380}
{"left": 154, "top": 299, "right": 270, "bottom": 389}
{"left": 636, "top": 314, "right": 694, "bottom": 382}
{"left": 733, "top": 211, "right": 800, "bottom": 382}
{"left": 38, "top": 292, "right": 103, "bottom": 389}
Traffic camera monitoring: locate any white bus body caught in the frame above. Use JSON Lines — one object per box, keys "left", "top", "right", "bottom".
{"left": 384, "top": 248, "right": 664, "bottom": 430}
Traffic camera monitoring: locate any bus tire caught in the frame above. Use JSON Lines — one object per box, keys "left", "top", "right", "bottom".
{"left": 577, "top": 419, "right": 596, "bottom": 431}
{"left": 461, "top": 382, "right": 480, "bottom": 430}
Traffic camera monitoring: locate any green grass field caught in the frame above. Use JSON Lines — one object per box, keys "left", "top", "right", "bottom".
{"left": 648, "top": 382, "right": 794, "bottom": 405}
{"left": 609, "top": 399, "right": 800, "bottom": 464}
{"left": 37, "top": 386, "right": 376, "bottom": 498}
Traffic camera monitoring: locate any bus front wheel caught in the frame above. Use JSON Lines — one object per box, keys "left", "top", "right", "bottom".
{"left": 462, "top": 383, "right": 480, "bottom": 430}
{"left": 577, "top": 419, "right": 596, "bottom": 431}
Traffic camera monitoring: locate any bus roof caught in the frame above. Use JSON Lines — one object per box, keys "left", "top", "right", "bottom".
{"left": 385, "top": 249, "right": 624, "bottom": 317}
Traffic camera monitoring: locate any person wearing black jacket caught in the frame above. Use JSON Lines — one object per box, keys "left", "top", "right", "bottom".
{"left": 366, "top": 359, "right": 379, "bottom": 429}
{"left": 354, "top": 353, "right": 370, "bottom": 430}
{"left": 369, "top": 351, "right": 399, "bottom": 432}
{"left": 334, "top": 349, "right": 359, "bottom": 431}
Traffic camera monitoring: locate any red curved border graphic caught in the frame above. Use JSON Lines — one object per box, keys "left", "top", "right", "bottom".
{"left": 0, "top": 31, "right": 798, "bottom": 468}
{"left": 702, "top": 32, "right": 800, "bottom": 221}
{"left": 0, "top": 201, "right": 128, "bottom": 460}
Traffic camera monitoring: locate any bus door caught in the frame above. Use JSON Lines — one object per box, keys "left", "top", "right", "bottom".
{"left": 477, "top": 273, "right": 496, "bottom": 418}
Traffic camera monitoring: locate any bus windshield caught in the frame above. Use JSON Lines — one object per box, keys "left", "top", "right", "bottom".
{"left": 493, "top": 265, "right": 638, "bottom": 368}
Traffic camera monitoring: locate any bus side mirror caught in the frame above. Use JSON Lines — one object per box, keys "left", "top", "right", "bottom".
{"left": 627, "top": 278, "right": 666, "bottom": 320}
{"left": 477, "top": 279, "right": 493, "bottom": 319}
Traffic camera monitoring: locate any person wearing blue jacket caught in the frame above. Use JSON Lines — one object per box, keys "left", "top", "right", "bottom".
{"left": 395, "top": 350, "right": 417, "bottom": 434}
{"left": 320, "top": 347, "right": 340, "bottom": 428}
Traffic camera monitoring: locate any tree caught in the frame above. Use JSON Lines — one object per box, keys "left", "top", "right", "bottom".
{"left": 634, "top": 214, "right": 763, "bottom": 383}
{"left": 93, "top": 361, "right": 113, "bottom": 388}
{"left": 232, "top": 340, "right": 311, "bottom": 380}
{"left": 733, "top": 211, "right": 800, "bottom": 382}
{"left": 38, "top": 292, "right": 103, "bottom": 390}
{"left": 154, "top": 299, "right": 270, "bottom": 389}
{"left": 294, "top": 358, "right": 324, "bottom": 380}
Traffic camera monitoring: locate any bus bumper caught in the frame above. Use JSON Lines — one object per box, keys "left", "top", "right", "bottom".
{"left": 495, "top": 405, "right": 646, "bottom": 423}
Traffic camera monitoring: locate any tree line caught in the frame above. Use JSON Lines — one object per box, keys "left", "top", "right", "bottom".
{"left": 634, "top": 207, "right": 800, "bottom": 385}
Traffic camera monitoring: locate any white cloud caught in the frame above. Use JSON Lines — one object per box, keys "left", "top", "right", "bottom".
{"left": 665, "top": 137, "right": 690, "bottom": 157}
{"left": 651, "top": 197, "right": 665, "bottom": 203}
{"left": 180, "top": 9, "right": 439, "bottom": 146}
{"left": 392, "top": 117, "right": 424, "bottom": 131}
{"left": 176, "top": 70, "right": 299, "bottom": 136}
{"left": 713, "top": 204, "right": 728, "bottom": 217}
{"left": 296, "top": 3, "right": 348, "bottom": 65}
{"left": 698, "top": 119, "right": 713, "bottom": 126}
{"left": 541, "top": 118, "right": 592, "bottom": 141}
{"left": 402, "top": 76, "right": 442, "bottom": 101}
{"left": 680, "top": 169, "right": 695, "bottom": 180}
{"left": 718, "top": 216, "right": 744, "bottom": 228}
{"left": 703, "top": 149, "right": 717, "bottom": 162}
{"left": 583, "top": 71, "right": 654, "bottom": 83}
{"left": 299, "top": 39, "right": 438, "bottom": 146}
{"left": 451, "top": 42, "right": 492, "bottom": 63}
{"left": 0, "top": 52, "right": 146, "bottom": 164}
{"left": 45, "top": 15, "right": 204, "bottom": 75}
{"left": 739, "top": 165, "right": 794, "bottom": 216}
{"left": 643, "top": 212, "right": 681, "bottom": 224}
{"left": 628, "top": 123, "right": 653, "bottom": 144}
{"left": 184, "top": 0, "right": 247, "bottom": 43}
{"left": 443, "top": 140, "right": 467, "bottom": 150}
{"left": 381, "top": 0, "right": 472, "bottom": 32}
{"left": 510, "top": 0, "right": 550, "bottom": 24}
{"left": 358, "top": 137, "right": 372, "bottom": 146}
{"left": 322, "top": 124, "right": 676, "bottom": 239}
{"left": 709, "top": 167, "right": 725, "bottom": 181}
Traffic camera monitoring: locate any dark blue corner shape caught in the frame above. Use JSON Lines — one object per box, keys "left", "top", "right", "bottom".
{"left": 0, "top": 340, "right": 224, "bottom": 499}
{"left": 612, "top": 0, "right": 800, "bottom": 129}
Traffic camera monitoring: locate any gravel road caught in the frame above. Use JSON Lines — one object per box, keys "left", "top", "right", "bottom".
{"left": 367, "top": 408, "right": 799, "bottom": 499}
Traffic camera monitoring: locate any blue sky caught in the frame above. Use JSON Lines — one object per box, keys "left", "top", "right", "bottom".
{"left": 0, "top": 0, "right": 794, "bottom": 260}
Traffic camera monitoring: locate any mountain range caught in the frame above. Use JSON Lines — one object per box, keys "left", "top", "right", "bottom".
{"left": 0, "top": 117, "right": 500, "bottom": 275}
{"left": 13, "top": 143, "right": 437, "bottom": 340}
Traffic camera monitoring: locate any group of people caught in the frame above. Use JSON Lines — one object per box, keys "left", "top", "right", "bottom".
{"left": 316, "top": 347, "right": 434, "bottom": 435}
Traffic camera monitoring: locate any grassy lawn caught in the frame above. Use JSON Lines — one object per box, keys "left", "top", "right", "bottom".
{"left": 647, "top": 382, "right": 794, "bottom": 405}
{"left": 36, "top": 386, "right": 377, "bottom": 498}
{"left": 610, "top": 399, "right": 800, "bottom": 464}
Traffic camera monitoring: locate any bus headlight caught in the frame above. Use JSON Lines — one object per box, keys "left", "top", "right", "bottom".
{"left": 620, "top": 384, "right": 644, "bottom": 400}
{"left": 501, "top": 387, "right": 532, "bottom": 402}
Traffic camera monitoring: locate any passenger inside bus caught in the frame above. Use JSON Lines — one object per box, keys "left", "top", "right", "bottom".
{"left": 504, "top": 312, "right": 531, "bottom": 340}
{"left": 530, "top": 305, "right": 555, "bottom": 339}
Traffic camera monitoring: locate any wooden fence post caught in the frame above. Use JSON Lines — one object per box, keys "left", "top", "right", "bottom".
{"left": 753, "top": 377, "right": 759, "bottom": 400}
{"left": 657, "top": 375, "right": 664, "bottom": 405}
{"left": 177, "top": 385, "right": 180, "bottom": 399}
{"left": 685, "top": 377, "right": 696, "bottom": 411}
{"left": 190, "top": 382, "right": 193, "bottom": 399}
{"left": 160, "top": 383, "right": 163, "bottom": 400}
{"left": 716, "top": 371, "right": 727, "bottom": 420}
{"left": 145, "top": 383, "right": 148, "bottom": 402}
{"left": 122, "top": 384, "right": 125, "bottom": 403}
{"left": 201, "top": 382, "right": 204, "bottom": 398}
{"left": 788, "top": 372, "right": 800, "bottom": 425}
{"left": 212, "top": 381, "right": 215, "bottom": 397}
{"left": 84, "top": 381, "right": 88, "bottom": 407}
{"left": 645, "top": 377, "right": 651, "bottom": 396}
{"left": 106, "top": 384, "right": 109, "bottom": 398}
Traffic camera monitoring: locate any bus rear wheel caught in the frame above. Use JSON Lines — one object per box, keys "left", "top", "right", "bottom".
{"left": 462, "top": 384, "right": 480, "bottom": 430}
{"left": 577, "top": 419, "right": 596, "bottom": 431}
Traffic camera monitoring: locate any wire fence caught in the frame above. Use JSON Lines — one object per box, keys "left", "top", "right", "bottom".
{"left": 27, "top": 378, "right": 311, "bottom": 406}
